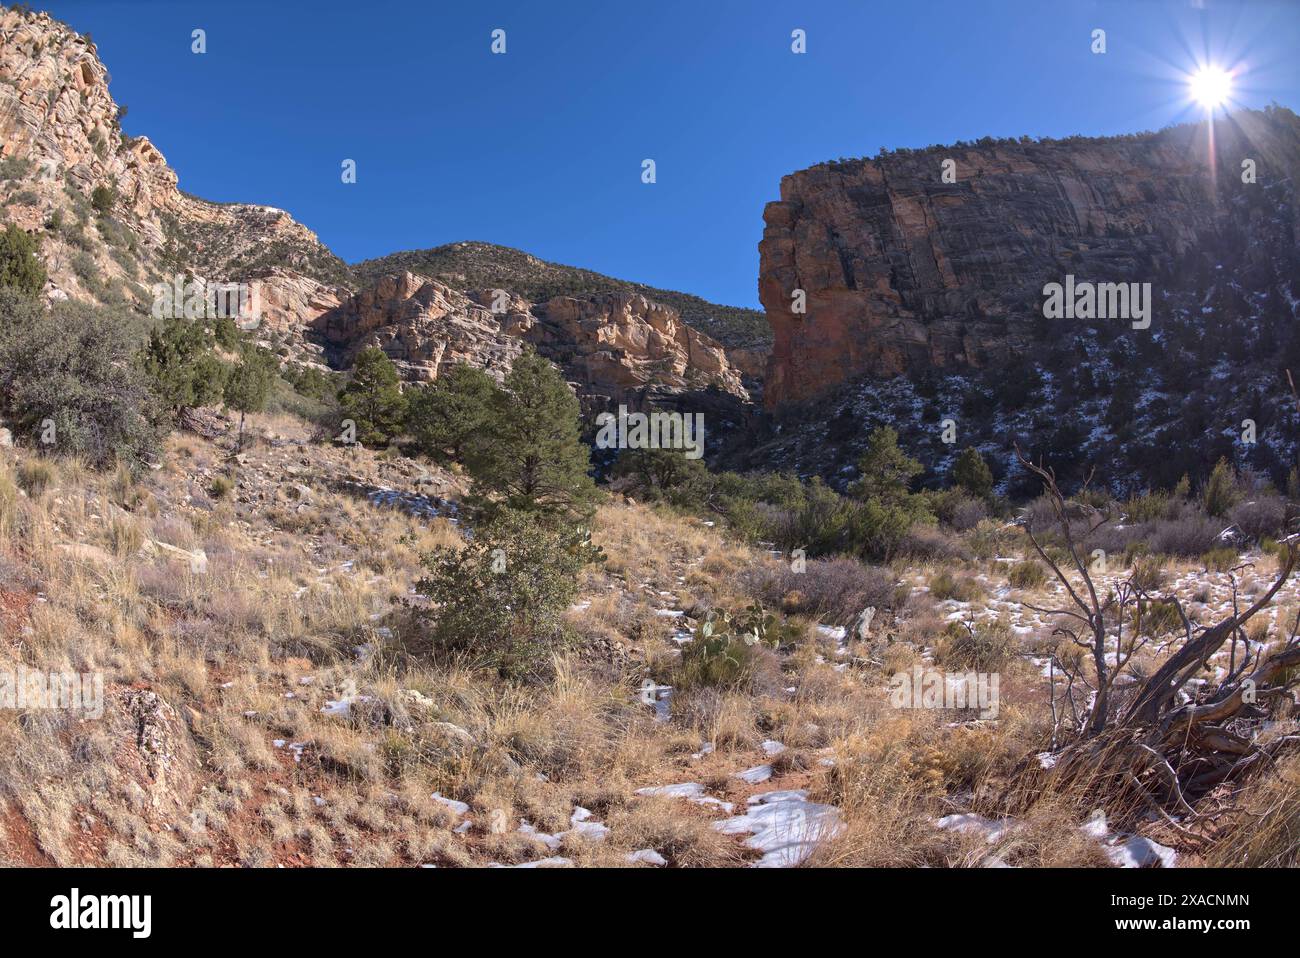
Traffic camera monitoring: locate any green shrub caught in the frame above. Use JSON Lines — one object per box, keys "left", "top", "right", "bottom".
{"left": 141, "top": 316, "right": 227, "bottom": 414}
{"left": 1203, "top": 458, "right": 1239, "bottom": 518}
{"left": 611, "top": 446, "right": 713, "bottom": 508}
{"left": 282, "top": 362, "right": 337, "bottom": 401}
{"left": 70, "top": 248, "right": 96, "bottom": 281}
{"left": 0, "top": 155, "right": 33, "bottom": 180}
{"left": 1007, "top": 559, "right": 1047, "bottom": 590}
{"left": 0, "top": 293, "right": 160, "bottom": 469}
{"left": 952, "top": 446, "right": 993, "bottom": 499}
{"left": 213, "top": 316, "right": 241, "bottom": 351}
{"left": 90, "top": 184, "right": 116, "bottom": 214}
{"left": 929, "top": 570, "right": 984, "bottom": 602}
{"left": 1124, "top": 489, "right": 1175, "bottom": 523}
{"left": 1135, "top": 599, "right": 1183, "bottom": 638}
{"left": 0, "top": 223, "right": 46, "bottom": 296}
{"left": 95, "top": 214, "right": 130, "bottom": 248}
{"left": 1129, "top": 554, "right": 1167, "bottom": 592}
{"left": 967, "top": 518, "right": 1018, "bottom": 560}
{"left": 1201, "top": 546, "right": 1239, "bottom": 573}
{"left": 937, "top": 619, "right": 1014, "bottom": 671}
{"left": 413, "top": 510, "right": 603, "bottom": 679}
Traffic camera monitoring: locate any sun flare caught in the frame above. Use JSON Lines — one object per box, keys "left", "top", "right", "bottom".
{"left": 1188, "top": 65, "right": 1232, "bottom": 109}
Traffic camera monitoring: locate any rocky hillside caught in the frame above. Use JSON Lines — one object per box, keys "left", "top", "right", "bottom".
{"left": 310, "top": 271, "right": 750, "bottom": 417}
{"left": 0, "top": 6, "right": 747, "bottom": 418}
{"left": 355, "top": 241, "right": 771, "bottom": 374}
{"left": 0, "top": 7, "right": 349, "bottom": 311}
{"left": 745, "top": 107, "right": 1300, "bottom": 494}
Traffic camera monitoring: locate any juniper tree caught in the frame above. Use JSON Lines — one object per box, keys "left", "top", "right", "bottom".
{"left": 953, "top": 446, "right": 994, "bottom": 499}
{"left": 406, "top": 363, "right": 497, "bottom": 464}
{"left": 337, "top": 347, "right": 407, "bottom": 448}
{"left": 223, "top": 347, "right": 277, "bottom": 450}
{"left": 142, "top": 316, "right": 227, "bottom": 415}
{"left": 0, "top": 223, "right": 46, "bottom": 298}
{"left": 463, "top": 351, "right": 597, "bottom": 521}
{"left": 413, "top": 508, "right": 603, "bottom": 678}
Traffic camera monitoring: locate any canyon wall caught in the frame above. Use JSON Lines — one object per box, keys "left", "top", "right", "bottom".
{"left": 759, "top": 109, "right": 1300, "bottom": 408}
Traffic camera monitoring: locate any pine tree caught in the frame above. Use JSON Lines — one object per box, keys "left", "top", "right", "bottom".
{"left": 142, "top": 316, "right": 227, "bottom": 415}
{"left": 953, "top": 446, "right": 993, "bottom": 499}
{"left": 223, "top": 347, "right": 277, "bottom": 450}
{"left": 463, "top": 351, "right": 597, "bottom": 521}
{"left": 1203, "top": 457, "right": 1239, "bottom": 517}
{"left": 337, "top": 347, "right": 407, "bottom": 447}
{"left": 851, "top": 426, "right": 923, "bottom": 505}
{"left": 0, "top": 223, "right": 46, "bottom": 298}
{"left": 406, "top": 363, "right": 497, "bottom": 463}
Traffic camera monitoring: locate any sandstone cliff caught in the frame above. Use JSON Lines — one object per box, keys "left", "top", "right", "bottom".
{"left": 312, "top": 271, "right": 749, "bottom": 408}
{"left": 759, "top": 108, "right": 1300, "bottom": 408}
{"left": 0, "top": 7, "right": 747, "bottom": 417}
{"left": 0, "top": 7, "right": 348, "bottom": 309}
{"left": 355, "top": 240, "right": 771, "bottom": 364}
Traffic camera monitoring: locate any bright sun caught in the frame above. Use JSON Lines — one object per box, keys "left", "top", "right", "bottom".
{"left": 1189, "top": 66, "right": 1233, "bottom": 109}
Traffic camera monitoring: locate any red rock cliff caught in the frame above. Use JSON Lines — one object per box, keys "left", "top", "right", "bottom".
{"left": 758, "top": 109, "right": 1300, "bottom": 408}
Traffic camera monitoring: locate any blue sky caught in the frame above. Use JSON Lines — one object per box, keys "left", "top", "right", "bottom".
{"left": 39, "top": 0, "right": 1300, "bottom": 308}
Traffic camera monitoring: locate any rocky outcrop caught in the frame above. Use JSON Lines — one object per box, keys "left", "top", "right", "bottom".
{"left": 759, "top": 108, "right": 1300, "bottom": 408}
{"left": 0, "top": 7, "right": 749, "bottom": 414}
{"left": 498, "top": 290, "right": 748, "bottom": 403}
{"left": 314, "top": 272, "right": 749, "bottom": 407}
{"left": 312, "top": 272, "right": 523, "bottom": 382}
{"left": 246, "top": 267, "right": 347, "bottom": 363}
{"left": 354, "top": 239, "right": 772, "bottom": 359}
{"left": 0, "top": 7, "right": 347, "bottom": 305}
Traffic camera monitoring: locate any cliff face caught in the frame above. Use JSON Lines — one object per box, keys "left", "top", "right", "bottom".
{"left": 312, "top": 273, "right": 524, "bottom": 382}
{"left": 313, "top": 272, "right": 749, "bottom": 409}
{"left": 0, "top": 7, "right": 746, "bottom": 415}
{"left": 759, "top": 109, "right": 1300, "bottom": 408}
{"left": 0, "top": 7, "right": 349, "bottom": 306}
{"left": 354, "top": 240, "right": 772, "bottom": 362}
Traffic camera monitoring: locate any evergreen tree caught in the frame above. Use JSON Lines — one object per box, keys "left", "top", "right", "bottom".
{"left": 414, "top": 508, "right": 603, "bottom": 678}
{"left": 1203, "top": 457, "right": 1239, "bottom": 518}
{"left": 406, "top": 363, "right": 497, "bottom": 464}
{"left": 142, "top": 316, "right": 227, "bottom": 415}
{"left": 337, "top": 347, "right": 407, "bottom": 447}
{"left": 851, "top": 426, "right": 923, "bottom": 505}
{"left": 0, "top": 293, "right": 161, "bottom": 468}
{"left": 223, "top": 347, "right": 277, "bottom": 449}
{"left": 90, "top": 184, "right": 116, "bottom": 215}
{"left": 953, "top": 446, "right": 994, "bottom": 499}
{"left": 463, "top": 351, "right": 597, "bottom": 520}
{"left": 0, "top": 223, "right": 46, "bottom": 298}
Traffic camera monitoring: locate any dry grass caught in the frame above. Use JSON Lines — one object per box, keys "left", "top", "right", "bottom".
{"left": 0, "top": 413, "right": 1294, "bottom": 868}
